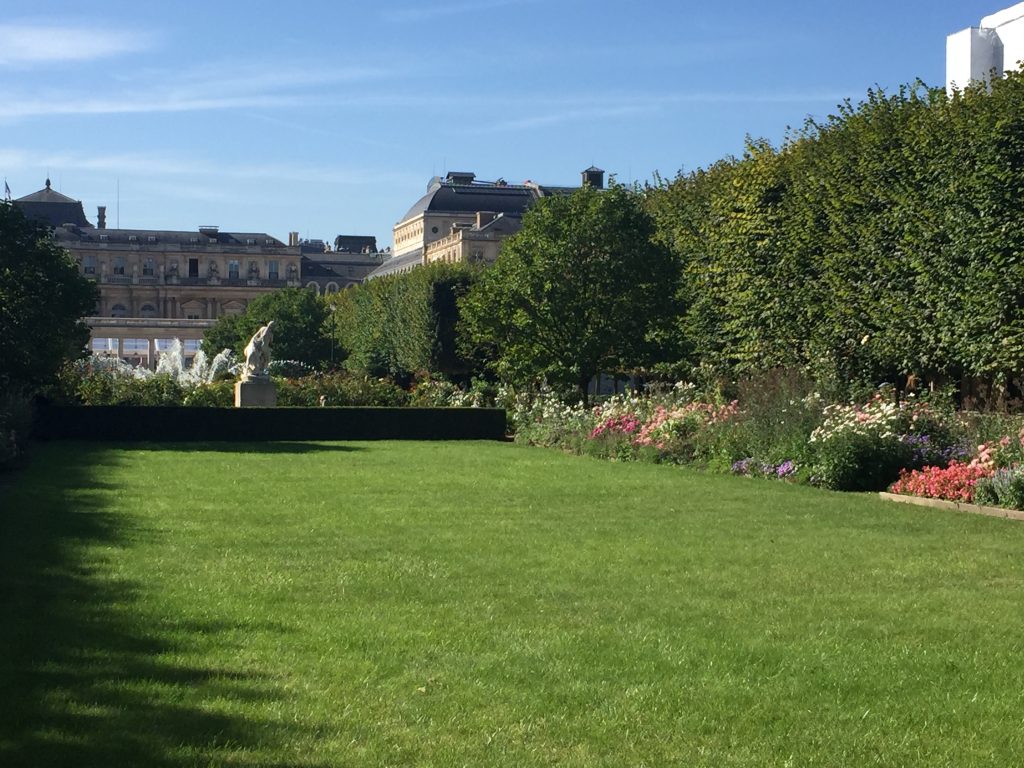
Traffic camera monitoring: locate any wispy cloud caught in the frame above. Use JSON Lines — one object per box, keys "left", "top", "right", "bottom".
{"left": 382, "top": 0, "right": 539, "bottom": 23}
{"left": 0, "top": 23, "right": 153, "bottom": 66}
{"left": 0, "top": 61, "right": 394, "bottom": 120}
{"left": 462, "top": 89, "right": 852, "bottom": 133}
{"left": 0, "top": 148, "right": 420, "bottom": 188}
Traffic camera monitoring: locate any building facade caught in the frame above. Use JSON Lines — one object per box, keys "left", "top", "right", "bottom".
{"left": 369, "top": 167, "right": 603, "bottom": 280}
{"left": 14, "top": 181, "right": 302, "bottom": 367}
{"left": 292, "top": 233, "right": 388, "bottom": 294}
{"left": 947, "top": 3, "right": 1024, "bottom": 93}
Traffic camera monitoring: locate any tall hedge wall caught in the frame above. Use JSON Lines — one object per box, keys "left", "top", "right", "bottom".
{"left": 645, "top": 74, "right": 1024, "bottom": 395}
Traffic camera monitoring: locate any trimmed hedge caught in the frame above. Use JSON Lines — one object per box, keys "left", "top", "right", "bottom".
{"left": 33, "top": 406, "right": 507, "bottom": 442}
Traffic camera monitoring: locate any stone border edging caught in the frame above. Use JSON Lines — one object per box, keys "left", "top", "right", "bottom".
{"left": 878, "top": 492, "right": 1024, "bottom": 522}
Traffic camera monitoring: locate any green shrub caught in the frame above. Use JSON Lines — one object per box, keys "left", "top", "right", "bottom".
{"left": 812, "top": 431, "right": 913, "bottom": 492}
{"left": 973, "top": 466, "right": 1024, "bottom": 510}
{"left": 275, "top": 373, "right": 409, "bottom": 407}
{"left": 183, "top": 381, "right": 235, "bottom": 407}
{"left": 0, "top": 393, "right": 32, "bottom": 470}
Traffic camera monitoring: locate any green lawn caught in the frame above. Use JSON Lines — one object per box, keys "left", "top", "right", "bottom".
{"left": 2, "top": 441, "right": 1023, "bottom": 767}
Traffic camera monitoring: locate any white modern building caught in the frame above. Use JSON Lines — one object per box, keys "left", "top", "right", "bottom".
{"left": 947, "top": 3, "right": 1024, "bottom": 94}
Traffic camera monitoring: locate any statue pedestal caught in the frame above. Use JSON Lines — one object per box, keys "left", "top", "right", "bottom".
{"left": 234, "top": 376, "right": 277, "bottom": 408}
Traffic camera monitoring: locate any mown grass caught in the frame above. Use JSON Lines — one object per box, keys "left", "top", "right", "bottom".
{"left": 1, "top": 440, "right": 1023, "bottom": 767}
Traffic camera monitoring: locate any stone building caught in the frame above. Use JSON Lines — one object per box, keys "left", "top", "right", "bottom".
{"left": 291, "top": 233, "right": 388, "bottom": 294}
{"left": 368, "top": 166, "right": 604, "bottom": 279}
{"left": 14, "top": 180, "right": 302, "bottom": 367}
{"left": 947, "top": 3, "right": 1024, "bottom": 94}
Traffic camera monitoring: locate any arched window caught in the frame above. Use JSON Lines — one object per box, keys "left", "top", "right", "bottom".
{"left": 111, "top": 304, "right": 128, "bottom": 318}
{"left": 325, "top": 282, "right": 339, "bottom": 294}
{"left": 306, "top": 282, "right": 320, "bottom": 295}
{"left": 140, "top": 304, "right": 157, "bottom": 318}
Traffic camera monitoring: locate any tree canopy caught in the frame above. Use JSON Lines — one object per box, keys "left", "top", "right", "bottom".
{"left": 201, "top": 288, "right": 332, "bottom": 368}
{"left": 331, "top": 262, "right": 481, "bottom": 383}
{"left": 0, "top": 202, "right": 97, "bottom": 393}
{"left": 460, "top": 184, "right": 682, "bottom": 395}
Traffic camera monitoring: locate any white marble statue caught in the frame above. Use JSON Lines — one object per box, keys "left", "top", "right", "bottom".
{"left": 243, "top": 321, "right": 275, "bottom": 378}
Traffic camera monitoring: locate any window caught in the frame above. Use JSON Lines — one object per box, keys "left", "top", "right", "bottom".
{"left": 99, "top": 234, "right": 108, "bottom": 242}
{"left": 111, "top": 304, "right": 128, "bottom": 317}
{"left": 188, "top": 258, "right": 199, "bottom": 278}
{"left": 91, "top": 337, "right": 117, "bottom": 353}
{"left": 264, "top": 239, "right": 275, "bottom": 245}
{"left": 228, "top": 260, "right": 240, "bottom": 279}
{"left": 186, "top": 314, "right": 200, "bottom": 320}
{"left": 183, "top": 340, "right": 200, "bottom": 354}
{"left": 140, "top": 304, "right": 157, "bottom": 318}
{"left": 142, "top": 258, "right": 155, "bottom": 276}
{"left": 128, "top": 235, "right": 138, "bottom": 242}
{"left": 246, "top": 238, "right": 256, "bottom": 245}
{"left": 147, "top": 236, "right": 157, "bottom": 243}
{"left": 83, "top": 255, "right": 96, "bottom": 274}
{"left": 189, "top": 236, "right": 200, "bottom": 244}
{"left": 268, "top": 260, "right": 279, "bottom": 280}
{"left": 113, "top": 256, "right": 126, "bottom": 275}
{"left": 306, "top": 282, "right": 320, "bottom": 295}
{"left": 325, "top": 282, "right": 339, "bottom": 294}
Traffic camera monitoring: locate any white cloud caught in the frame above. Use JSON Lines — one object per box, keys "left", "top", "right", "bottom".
{"left": 0, "top": 23, "right": 152, "bottom": 66}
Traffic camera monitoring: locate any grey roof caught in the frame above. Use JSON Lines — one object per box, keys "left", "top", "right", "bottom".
{"left": 399, "top": 181, "right": 537, "bottom": 223}
{"left": 365, "top": 249, "right": 423, "bottom": 280}
{"left": 52, "top": 226, "right": 286, "bottom": 247}
{"left": 14, "top": 180, "right": 93, "bottom": 229}
{"left": 301, "top": 255, "right": 381, "bottom": 279}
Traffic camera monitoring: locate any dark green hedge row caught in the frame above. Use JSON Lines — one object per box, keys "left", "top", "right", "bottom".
{"left": 33, "top": 406, "right": 507, "bottom": 442}
{"left": 644, "top": 73, "right": 1024, "bottom": 395}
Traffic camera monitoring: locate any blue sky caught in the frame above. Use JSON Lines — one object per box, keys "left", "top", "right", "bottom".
{"left": 0, "top": 1, "right": 1005, "bottom": 247}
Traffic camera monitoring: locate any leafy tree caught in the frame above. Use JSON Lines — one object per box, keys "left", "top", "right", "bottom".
{"left": 202, "top": 288, "right": 332, "bottom": 368}
{"left": 332, "top": 262, "right": 481, "bottom": 383}
{"left": 461, "top": 184, "right": 682, "bottom": 399}
{"left": 0, "top": 202, "right": 97, "bottom": 394}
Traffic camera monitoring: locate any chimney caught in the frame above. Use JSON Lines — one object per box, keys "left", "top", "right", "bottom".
{"left": 581, "top": 166, "right": 605, "bottom": 189}
{"left": 97, "top": 206, "right": 107, "bottom": 229}
{"left": 288, "top": 231, "right": 299, "bottom": 247}
{"left": 476, "top": 211, "right": 496, "bottom": 229}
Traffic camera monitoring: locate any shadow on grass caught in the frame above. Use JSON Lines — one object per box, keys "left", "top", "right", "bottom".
{"left": 0, "top": 445, "right": 330, "bottom": 768}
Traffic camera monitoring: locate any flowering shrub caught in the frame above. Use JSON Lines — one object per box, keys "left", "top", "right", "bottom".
{"left": 809, "top": 392, "right": 962, "bottom": 491}
{"left": 889, "top": 462, "right": 992, "bottom": 503}
{"left": 973, "top": 466, "right": 1024, "bottom": 509}
{"left": 590, "top": 414, "right": 642, "bottom": 439}
{"left": 731, "top": 457, "right": 799, "bottom": 480}
{"left": 634, "top": 402, "right": 740, "bottom": 453}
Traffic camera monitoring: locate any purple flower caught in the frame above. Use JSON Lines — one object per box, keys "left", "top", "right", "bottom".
{"left": 732, "top": 458, "right": 754, "bottom": 475}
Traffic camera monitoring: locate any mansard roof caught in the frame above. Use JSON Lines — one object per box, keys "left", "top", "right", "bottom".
{"left": 52, "top": 225, "right": 287, "bottom": 248}
{"left": 14, "top": 179, "right": 93, "bottom": 229}
{"left": 399, "top": 181, "right": 536, "bottom": 223}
